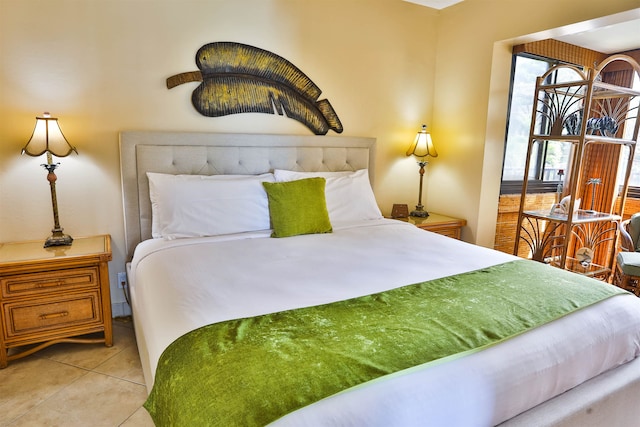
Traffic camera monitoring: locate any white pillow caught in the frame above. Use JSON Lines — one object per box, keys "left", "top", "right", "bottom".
{"left": 147, "top": 172, "right": 275, "bottom": 239}
{"left": 273, "top": 169, "right": 382, "bottom": 223}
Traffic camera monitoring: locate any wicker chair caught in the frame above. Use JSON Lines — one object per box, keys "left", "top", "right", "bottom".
{"left": 613, "top": 213, "right": 640, "bottom": 296}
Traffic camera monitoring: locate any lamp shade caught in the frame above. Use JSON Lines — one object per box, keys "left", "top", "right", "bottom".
{"left": 21, "top": 113, "right": 77, "bottom": 157}
{"left": 406, "top": 124, "right": 438, "bottom": 158}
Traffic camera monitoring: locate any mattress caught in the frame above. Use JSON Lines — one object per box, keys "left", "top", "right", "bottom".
{"left": 129, "top": 219, "right": 640, "bottom": 425}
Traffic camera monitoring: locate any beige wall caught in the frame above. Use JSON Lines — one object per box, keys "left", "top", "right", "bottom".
{"left": 1, "top": 0, "right": 639, "bottom": 315}
{"left": 0, "top": 0, "right": 438, "bottom": 315}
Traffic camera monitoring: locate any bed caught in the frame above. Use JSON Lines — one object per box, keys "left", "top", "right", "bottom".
{"left": 120, "top": 131, "right": 640, "bottom": 426}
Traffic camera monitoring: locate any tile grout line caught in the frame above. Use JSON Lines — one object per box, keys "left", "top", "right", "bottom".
{"left": 3, "top": 358, "right": 93, "bottom": 427}
{"left": 3, "top": 321, "right": 147, "bottom": 427}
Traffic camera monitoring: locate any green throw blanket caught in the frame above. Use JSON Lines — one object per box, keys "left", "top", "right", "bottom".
{"left": 145, "top": 260, "right": 627, "bottom": 426}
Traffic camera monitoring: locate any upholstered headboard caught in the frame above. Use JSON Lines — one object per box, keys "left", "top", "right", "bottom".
{"left": 119, "top": 131, "right": 376, "bottom": 259}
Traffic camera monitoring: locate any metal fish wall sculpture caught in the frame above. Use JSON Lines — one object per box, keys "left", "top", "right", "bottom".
{"left": 167, "top": 42, "right": 343, "bottom": 135}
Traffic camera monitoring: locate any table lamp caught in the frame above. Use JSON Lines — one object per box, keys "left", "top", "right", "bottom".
{"left": 406, "top": 124, "right": 438, "bottom": 217}
{"left": 21, "top": 113, "right": 77, "bottom": 247}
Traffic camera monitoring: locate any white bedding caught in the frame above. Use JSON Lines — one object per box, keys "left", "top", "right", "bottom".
{"left": 129, "top": 219, "right": 640, "bottom": 426}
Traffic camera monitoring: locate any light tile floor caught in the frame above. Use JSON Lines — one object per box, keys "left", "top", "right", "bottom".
{"left": 0, "top": 317, "right": 154, "bottom": 427}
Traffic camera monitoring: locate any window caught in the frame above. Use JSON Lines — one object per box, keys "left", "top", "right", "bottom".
{"left": 500, "top": 54, "right": 575, "bottom": 194}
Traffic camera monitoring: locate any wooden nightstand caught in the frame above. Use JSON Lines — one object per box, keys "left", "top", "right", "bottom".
{"left": 0, "top": 235, "right": 112, "bottom": 368}
{"left": 406, "top": 213, "right": 467, "bottom": 239}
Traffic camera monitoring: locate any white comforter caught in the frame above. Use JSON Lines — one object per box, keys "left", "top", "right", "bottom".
{"left": 129, "top": 219, "right": 640, "bottom": 426}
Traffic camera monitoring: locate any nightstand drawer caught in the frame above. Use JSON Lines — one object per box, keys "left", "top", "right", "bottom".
{"left": 3, "top": 291, "right": 101, "bottom": 340}
{"left": 429, "top": 227, "right": 462, "bottom": 239}
{"left": 404, "top": 213, "right": 466, "bottom": 240}
{"left": 1, "top": 267, "right": 98, "bottom": 298}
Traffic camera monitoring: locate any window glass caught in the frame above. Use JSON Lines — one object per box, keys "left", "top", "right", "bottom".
{"left": 502, "top": 56, "right": 547, "bottom": 181}
{"left": 501, "top": 54, "right": 573, "bottom": 192}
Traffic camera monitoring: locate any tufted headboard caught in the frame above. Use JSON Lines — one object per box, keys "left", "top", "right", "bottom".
{"left": 119, "top": 131, "right": 376, "bottom": 259}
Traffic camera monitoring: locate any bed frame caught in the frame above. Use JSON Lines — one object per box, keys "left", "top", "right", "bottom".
{"left": 119, "top": 130, "right": 640, "bottom": 426}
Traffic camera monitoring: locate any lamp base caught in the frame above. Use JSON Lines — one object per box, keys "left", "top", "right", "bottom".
{"left": 44, "top": 229, "right": 73, "bottom": 248}
{"left": 410, "top": 205, "right": 429, "bottom": 218}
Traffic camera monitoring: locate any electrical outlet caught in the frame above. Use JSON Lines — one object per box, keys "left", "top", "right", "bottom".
{"left": 117, "top": 272, "right": 127, "bottom": 289}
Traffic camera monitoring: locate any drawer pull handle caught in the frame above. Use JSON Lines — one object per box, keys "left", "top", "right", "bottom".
{"left": 36, "top": 280, "right": 66, "bottom": 288}
{"left": 40, "top": 311, "right": 69, "bottom": 320}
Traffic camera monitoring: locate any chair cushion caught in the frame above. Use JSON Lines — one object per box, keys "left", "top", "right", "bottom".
{"left": 629, "top": 212, "right": 640, "bottom": 252}
{"left": 617, "top": 251, "right": 640, "bottom": 276}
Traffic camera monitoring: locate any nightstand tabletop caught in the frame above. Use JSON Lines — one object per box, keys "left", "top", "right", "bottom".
{"left": 0, "top": 235, "right": 111, "bottom": 265}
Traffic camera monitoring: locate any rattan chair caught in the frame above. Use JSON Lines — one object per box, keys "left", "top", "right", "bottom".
{"left": 613, "top": 214, "right": 640, "bottom": 296}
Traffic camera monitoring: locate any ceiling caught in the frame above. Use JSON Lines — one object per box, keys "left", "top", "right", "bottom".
{"left": 403, "top": 1, "right": 639, "bottom": 54}
{"left": 554, "top": 19, "right": 640, "bottom": 54}
{"left": 403, "top": 0, "right": 463, "bottom": 10}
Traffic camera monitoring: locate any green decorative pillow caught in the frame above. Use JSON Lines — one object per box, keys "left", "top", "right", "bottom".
{"left": 263, "top": 177, "right": 332, "bottom": 238}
